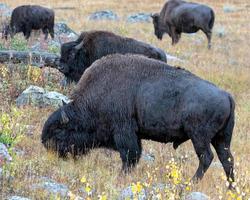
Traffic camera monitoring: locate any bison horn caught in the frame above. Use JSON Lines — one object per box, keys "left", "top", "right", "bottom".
{"left": 74, "top": 40, "right": 84, "bottom": 50}
{"left": 151, "top": 13, "right": 159, "bottom": 19}
{"left": 61, "top": 109, "right": 69, "bottom": 124}
{"left": 62, "top": 100, "right": 68, "bottom": 106}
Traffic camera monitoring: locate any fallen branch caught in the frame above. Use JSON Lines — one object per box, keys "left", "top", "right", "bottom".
{"left": 0, "top": 50, "right": 60, "bottom": 68}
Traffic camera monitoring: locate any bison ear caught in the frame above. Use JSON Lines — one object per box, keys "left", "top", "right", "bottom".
{"left": 61, "top": 109, "right": 69, "bottom": 124}
{"left": 74, "top": 40, "right": 84, "bottom": 51}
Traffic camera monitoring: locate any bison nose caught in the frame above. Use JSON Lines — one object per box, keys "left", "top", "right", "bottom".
{"left": 54, "top": 57, "right": 60, "bottom": 67}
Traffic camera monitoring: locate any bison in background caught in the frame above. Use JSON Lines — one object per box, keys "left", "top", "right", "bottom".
{"left": 152, "top": 0, "right": 215, "bottom": 48}
{"left": 57, "top": 30, "right": 167, "bottom": 83}
{"left": 42, "top": 54, "right": 235, "bottom": 189}
{"left": 2, "top": 5, "right": 54, "bottom": 40}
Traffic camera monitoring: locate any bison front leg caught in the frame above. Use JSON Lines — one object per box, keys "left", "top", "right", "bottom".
{"left": 191, "top": 136, "right": 214, "bottom": 182}
{"left": 170, "top": 26, "right": 179, "bottom": 45}
{"left": 42, "top": 28, "right": 49, "bottom": 40}
{"left": 114, "top": 125, "right": 142, "bottom": 173}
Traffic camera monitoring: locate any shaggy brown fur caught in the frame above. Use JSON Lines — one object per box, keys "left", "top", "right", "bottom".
{"left": 42, "top": 54, "right": 235, "bottom": 189}
{"left": 2, "top": 5, "right": 54, "bottom": 40}
{"left": 58, "top": 30, "right": 167, "bottom": 83}
{"left": 152, "top": 0, "right": 215, "bottom": 48}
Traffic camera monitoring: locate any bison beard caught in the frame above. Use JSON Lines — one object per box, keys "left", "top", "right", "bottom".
{"left": 58, "top": 30, "right": 167, "bottom": 83}
{"left": 42, "top": 54, "right": 235, "bottom": 188}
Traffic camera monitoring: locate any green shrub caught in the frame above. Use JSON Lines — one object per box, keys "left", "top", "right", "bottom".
{"left": 10, "top": 37, "right": 28, "bottom": 51}
{"left": 0, "top": 107, "right": 25, "bottom": 146}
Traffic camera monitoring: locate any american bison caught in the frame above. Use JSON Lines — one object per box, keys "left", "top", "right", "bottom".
{"left": 42, "top": 54, "right": 235, "bottom": 188}
{"left": 152, "top": 0, "right": 215, "bottom": 48}
{"left": 57, "top": 30, "right": 167, "bottom": 83}
{"left": 2, "top": 5, "right": 54, "bottom": 40}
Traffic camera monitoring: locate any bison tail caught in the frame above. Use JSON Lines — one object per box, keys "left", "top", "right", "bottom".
{"left": 209, "top": 9, "right": 215, "bottom": 30}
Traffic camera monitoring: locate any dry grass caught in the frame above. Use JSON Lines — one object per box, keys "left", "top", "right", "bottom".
{"left": 0, "top": 0, "right": 250, "bottom": 199}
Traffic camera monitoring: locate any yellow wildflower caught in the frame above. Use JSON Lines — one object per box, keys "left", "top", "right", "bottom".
{"left": 80, "top": 176, "right": 87, "bottom": 183}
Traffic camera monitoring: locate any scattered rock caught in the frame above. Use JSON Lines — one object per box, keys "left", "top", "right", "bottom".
{"left": 89, "top": 10, "right": 118, "bottom": 21}
{"left": 32, "top": 177, "right": 69, "bottom": 197}
{"left": 223, "top": 5, "right": 238, "bottom": 13}
{"left": 214, "top": 25, "right": 226, "bottom": 38}
{"left": 141, "top": 151, "right": 155, "bottom": 162}
{"left": 53, "top": 22, "right": 78, "bottom": 44}
{"left": 54, "top": 22, "right": 78, "bottom": 37}
{"left": 0, "top": 3, "right": 12, "bottom": 18}
{"left": 119, "top": 185, "right": 147, "bottom": 200}
{"left": 127, "top": 13, "right": 151, "bottom": 23}
{"left": 185, "top": 192, "right": 209, "bottom": 200}
{"left": 16, "top": 85, "right": 70, "bottom": 108}
{"left": 0, "top": 143, "right": 12, "bottom": 166}
{"left": 8, "top": 196, "right": 31, "bottom": 200}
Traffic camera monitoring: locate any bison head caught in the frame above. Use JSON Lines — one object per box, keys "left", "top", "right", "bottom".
{"left": 151, "top": 13, "right": 171, "bottom": 40}
{"left": 41, "top": 103, "right": 91, "bottom": 158}
{"left": 2, "top": 23, "right": 10, "bottom": 40}
{"left": 59, "top": 40, "right": 87, "bottom": 83}
{"left": 151, "top": 13, "right": 164, "bottom": 40}
{"left": 1, "top": 23, "right": 16, "bottom": 40}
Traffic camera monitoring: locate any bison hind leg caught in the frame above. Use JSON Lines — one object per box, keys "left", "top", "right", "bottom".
{"left": 212, "top": 112, "right": 235, "bottom": 189}
{"left": 212, "top": 137, "right": 234, "bottom": 189}
{"left": 114, "top": 125, "right": 142, "bottom": 173}
{"left": 201, "top": 28, "right": 212, "bottom": 49}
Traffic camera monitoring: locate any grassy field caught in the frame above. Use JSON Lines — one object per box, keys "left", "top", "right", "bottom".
{"left": 0, "top": 0, "right": 250, "bottom": 199}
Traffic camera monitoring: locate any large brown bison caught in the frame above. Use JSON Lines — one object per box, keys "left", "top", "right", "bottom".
{"left": 2, "top": 5, "right": 54, "bottom": 40}
{"left": 57, "top": 30, "right": 167, "bottom": 83}
{"left": 152, "top": 0, "right": 215, "bottom": 48}
{"left": 42, "top": 54, "right": 235, "bottom": 188}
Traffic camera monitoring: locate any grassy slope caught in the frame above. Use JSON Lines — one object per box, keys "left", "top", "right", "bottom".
{"left": 0, "top": 0, "right": 249, "bottom": 199}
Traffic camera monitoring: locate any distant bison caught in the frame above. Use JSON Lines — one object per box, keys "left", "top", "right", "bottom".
{"left": 42, "top": 54, "right": 235, "bottom": 188}
{"left": 2, "top": 5, "right": 54, "bottom": 40}
{"left": 152, "top": 0, "right": 215, "bottom": 48}
{"left": 57, "top": 30, "right": 167, "bottom": 83}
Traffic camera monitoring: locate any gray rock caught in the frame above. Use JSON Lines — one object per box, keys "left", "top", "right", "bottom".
{"left": 54, "top": 22, "right": 77, "bottom": 36}
{"left": 119, "top": 185, "right": 147, "bottom": 200}
{"left": 185, "top": 192, "right": 209, "bottom": 200}
{"left": 16, "top": 85, "right": 70, "bottom": 108}
{"left": 223, "top": 5, "right": 237, "bottom": 13}
{"left": 89, "top": 10, "right": 118, "bottom": 21}
{"left": 141, "top": 151, "right": 155, "bottom": 162}
{"left": 127, "top": 13, "right": 151, "bottom": 23}
{"left": 53, "top": 22, "right": 78, "bottom": 44}
{"left": 48, "top": 40, "right": 61, "bottom": 48}
{"left": 0, "top": 143, "right": 12, "bottom": 165}
{"left": 214, "top": 25, "right": 226, "bottom": 38}
{"left": 8, "top": 196, "right": 31, "bottom": 200}
{"left": 0, "top": 167, "right": 2, "bottom": 177}
{"left": 0, "top": 3, "right": 12, "bottom": 18}
{"left": 32, "top": 177, "right": 69, "bottom": 197}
